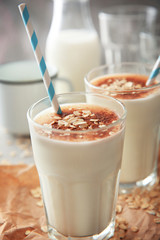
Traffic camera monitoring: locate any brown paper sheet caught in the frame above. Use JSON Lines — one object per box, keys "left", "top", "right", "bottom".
{"left": 0, "top": 165, "right": 48, "bottom": 240}
{"left": 0, "top": 157, "right": 160, "bottom": 240}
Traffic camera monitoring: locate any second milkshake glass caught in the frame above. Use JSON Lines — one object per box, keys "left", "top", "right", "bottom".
{"left": 85, "top": 62, "right": 160, "bottom": 193}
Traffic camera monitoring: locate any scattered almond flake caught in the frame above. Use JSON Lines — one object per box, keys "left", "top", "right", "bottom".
{"left": 99, "top": 124, "right": 106, "bottom": 128}
{"left": 108, "top": 79, "right": 112, "bottom": 83}
{"left": 118, "top": 195, "right": 128, "bottom": 201}
{"left": 73, "top": 121, "right": 87, "bottom": 126}
{"left": 82, "top": 113, "right": 90, "bottom": 118}
{"left": 128, "top": 204, "right": 139, "bottom": 209}
{"left": 20, "top": 149, "right": 32, "bottom": 158}
{"left": 0, "top": 159, "right": 10, "bottom": 165}
{"left": 82, "top": 110, "right": 91, "bottom": 115}
{"left": 79, "top": 123, "right": 88, "bottom": 128}
{"left": 69, "top": 124, "right": 76, "bottom": 128}
{"left": 50, "top": 121, "right": 56, "bottom": 125}
{"left": 67, "top": 117, "right": 78, "bottom": 123}
{"left": 90, "top": 119, "right": 99, "bottom": 122}
{"left": 124, "top": 81, "right": 133, "bottom": 89}
{"left": 112, "top": 120, "right": 116, "bottom": 124}
{"left": 16, "top": 138, "right": 23, "bottom": 145}
{"left": 36, "top": 200, "right": 43, "bottom": 207}
{"left": 9, "top": 151, "right": 17, "bottom": 157}
{"left": 64, "top": 114, "right": 74, "bottom": 120}
{"left": 73, "top": 111, "right": 81, "bottom": 116}
{"left": 41, "top": 225, "right": 48, "bottom": 233}
{"left": 130, "top": 226, "right": 139, "bottom": 232}
{"left": 156, "top": 212, "right": 160, "bottom": 217}
{"left": 116, "top": 204, "right": 123, "bottom": 213}
{"left": 119, "top": 223, "right": 128, "bottom": 231}
{"left": 135, "top": 84, "right": 142, "bottom": 89}
{"left": 58, "top": 120, "right": 69, "bottom": 126}
{"left": 154, "top": 218, "right": 160, "bottom": 223}
{"left": 148, "top": 205, "right": 155, "bottom": 210}
{"left": 25, "top": 230, "right": 31, "bottom": 236}
{"left": 141, "top": 202, "right": 149, "bottom": 209}
{"left": 17, "top": 142, "right": 30, "bottom": 150}
{"left": 7, "top": 140, "right": 12, "bottom": 146}
{"left": 30, "top": 187, "right": 41, "bottom": 198}
{"left": 116, "top": 216, "right": 128, "bottom": 225}
{"left": 146, "top": 210, "right": 156, "bottom": 215}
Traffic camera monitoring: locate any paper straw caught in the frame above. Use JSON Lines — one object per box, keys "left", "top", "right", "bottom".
{"left": 18, "top": 3, "right": 62, "bottom": 114}
{"left": 146, "top": 55, "right": 160, "bottom": 86}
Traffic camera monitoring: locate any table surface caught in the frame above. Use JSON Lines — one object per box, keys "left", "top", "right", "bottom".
{"left": 0, "top": 125, "right": 160, "bottom": 240}
{"left": 0, "top": 125, "right": 33, "bottom": 165}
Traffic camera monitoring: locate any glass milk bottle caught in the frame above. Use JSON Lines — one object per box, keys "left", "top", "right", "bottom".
{"left": 45, "top": 0, "right": 101, "bottom": 91}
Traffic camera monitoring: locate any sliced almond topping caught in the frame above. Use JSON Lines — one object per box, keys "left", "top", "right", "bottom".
{"left": 119, "top": 223, "right": 128, "bottom": 230}
{"left": 41, "top": 225, "right": 48, "bottom": 233}
{"left": 146, "top": 210, "right": 156, "bottom": 215}
{"left": 131, "top": 226, "right": 139, "bottom": 232}
{"left": 25, "top": 230, "right": 31, "bottom": 236}
{"left": 116, "top": 204, "right": 123, "bottom": 213}
{"left": 36, "top": 200, "right": 43, "bottom": 207}
{"left": 154, "top": 218, "right": 160, "bottom": 224}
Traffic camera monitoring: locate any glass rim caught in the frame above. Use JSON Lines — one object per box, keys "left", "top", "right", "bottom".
{"left": 27, "top": 92, "right": 127, "bottom": 135}
{"left": 0, "top": 60, "right": 58, "bottom": 85}
{"left": 98, "top": 5, "right": 158, "bottom": 19}
{"left": 84, "top": 62, "right": 160, "bottom": 94}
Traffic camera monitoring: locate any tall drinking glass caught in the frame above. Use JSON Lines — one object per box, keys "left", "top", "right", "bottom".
{"left": 85, "top": 63, "right": 160, "bottom": 193}
{"left": 99, "top": 5, "right": 158, "bottom": 64}
{"left": 27, "top": 92, "right": 126, "bottom": 240}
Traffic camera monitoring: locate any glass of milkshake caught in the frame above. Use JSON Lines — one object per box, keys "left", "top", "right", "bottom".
{"left": 27, "top": 92, "right": 126, "bottom": 240}
{"left": 84, "top": 63, "right": 160, "bottom": 193}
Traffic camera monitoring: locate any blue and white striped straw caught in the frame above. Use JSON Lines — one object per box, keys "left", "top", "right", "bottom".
{"left": 18, "top": 3, "right": 62, "bottom": 114}
{"left": 146, "top": 55, "right": 160, "bottom": 86}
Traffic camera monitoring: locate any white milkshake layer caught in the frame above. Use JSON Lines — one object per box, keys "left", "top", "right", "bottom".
{"left": 120, "top": 93, "right": 160, "bottom": 183}
{"left": 46, "top": 30, "right": 101, "bottom": 91}
{"left": 29, "top": 103, "right": 125, "bottom": 237}
{"left": 90, "top": 74, "right": 160, "bottom": 184}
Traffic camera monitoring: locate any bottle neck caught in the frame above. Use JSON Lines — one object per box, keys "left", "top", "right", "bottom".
{"left": 52, "top": 0, "right": 95, "bottom": 31}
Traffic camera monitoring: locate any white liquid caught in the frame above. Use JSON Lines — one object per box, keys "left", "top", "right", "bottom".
{"left": 30, "top": 105, "right": 124, "bottom": 237}
{"left": 120, "top": 93, "right": 160, "bottom": 183}
{"left": 45, "top": 30, "right": 101, "bottom": 91}
{"left": 87, "top": 76, "right": 160, "bottom": 184}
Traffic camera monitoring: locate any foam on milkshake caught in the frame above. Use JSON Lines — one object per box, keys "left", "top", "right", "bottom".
{"left": 35, "top": 104, "right": 120, "bottom": 141}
